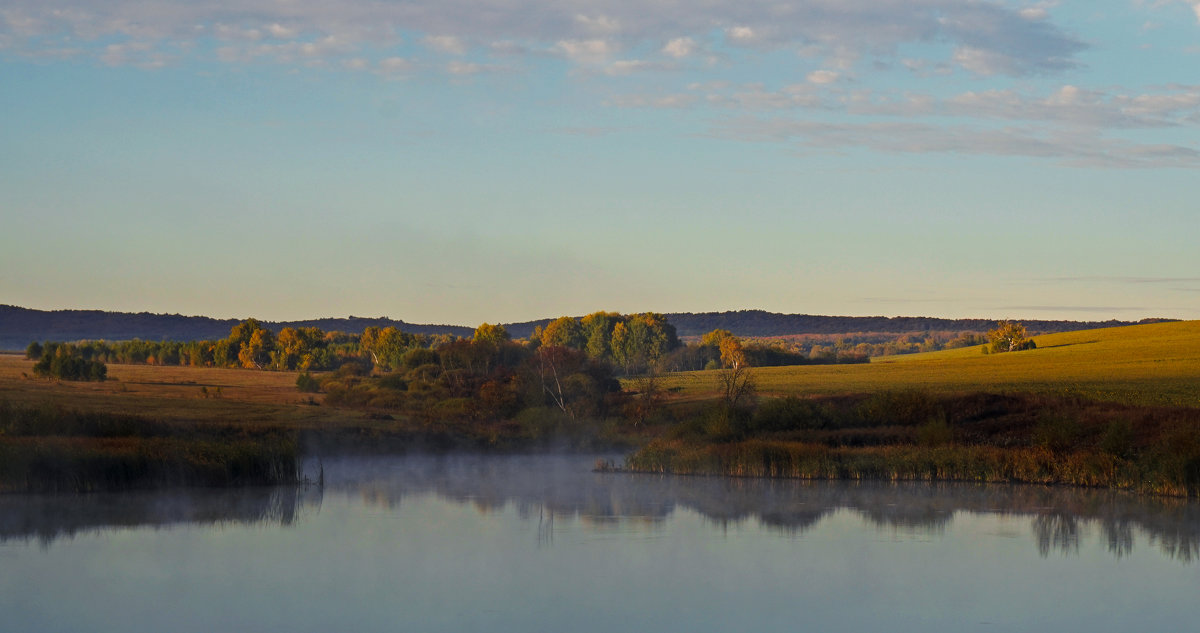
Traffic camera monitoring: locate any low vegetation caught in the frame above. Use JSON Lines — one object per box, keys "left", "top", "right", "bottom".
{"left": 0, "top": 400, "right": 298, "bottom": 493}
{"left": 28, "top": 342, "right": 107, "bottom": 382}
{"left": 627, "top": 390, "right": 1200, "bottom": 496}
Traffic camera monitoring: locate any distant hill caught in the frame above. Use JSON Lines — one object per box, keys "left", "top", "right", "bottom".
{"left": 0, "top": 304, "right": 1167, "bottom": 352}
{"left": 0, "top": 305, "right": 472, "bottom": 352}
{"left": 651, "top": 310, "right": 1164, "bottom": 338}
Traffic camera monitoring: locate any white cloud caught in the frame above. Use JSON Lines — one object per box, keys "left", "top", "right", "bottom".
{"left": 266, "top": 23, "right": 297, "bottom": 39}
{"left": 1019, "top": 7, "right": 1048, "bottom": 21}
{"left": 423, "top": 35, "right": 466, "bottom": 55}
{"left": 446, "top": 60, "right": 510, "bottom": 76}
{"left": 604, "top": 59, "right": 652, "bottom": 75}
{"left": 726, "top": 26, "right": 759, "bottom": 45}
{"left": 607, "top": 93, "right": 698, "bottom": 109}
{"left": 807, "top": 70, "right": 839, "bottom": 84}
{"left": 662, "top": 37, "right": 695, "bottom": 59}
{"left": 377, "top": 56, "right": 411, "bottom": 74}
{"left": 447, "top": 61, "right": 480, "bottom": 75}
{"left": 953, "top": 46, "right": 1017, "bottom": 76}
{"left": 553, "top": 38, "right": 613, "bottom": 64}
{"left": 575, "top": 14, "right": 620, "bottom": 35}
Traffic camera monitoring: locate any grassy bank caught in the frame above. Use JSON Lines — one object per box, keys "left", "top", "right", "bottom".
{"left": 0, "top": 401, "right": 299, "bottom": 493}
{"left": 627, "top": 439, "right": 1200, "bottom": 497}
{"left": 626, "top": 389, "right": 1200, "bottom": 496}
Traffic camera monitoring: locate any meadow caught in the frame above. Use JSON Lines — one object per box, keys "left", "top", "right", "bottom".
{"left": 657, "top": 320, "right": 1200, "bottom": 408}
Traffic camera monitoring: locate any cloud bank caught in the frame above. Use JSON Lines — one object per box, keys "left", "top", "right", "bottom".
{"left": 1, "top": 0, "right": 1084, "bottom": 76}
{"left": 5, "top": 1, "right": 1198, "bottom": 168}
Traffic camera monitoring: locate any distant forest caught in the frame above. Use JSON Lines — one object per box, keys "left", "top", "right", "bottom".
{"left": 0, "top": 304, "right": 1168, "bottom": 352}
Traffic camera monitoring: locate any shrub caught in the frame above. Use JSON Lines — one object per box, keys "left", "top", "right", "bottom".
{"left": 295, "top": 372, "right": 321, "bottom": 393}
{"left": 1100, "top": 418, "right": 1134, "bottom": 459}
{"left": 1034, "top": 413, "right": 1082, "bottom": 453}
{"left": 856, "top": 390, "right": 941, "bottom": 427}
{"left": 751, "top": 396, "right": 833, "bottom": 432}
{"left": 917, "top": 414, "right": 954, "bottom": 447}
{"left": 32, "top": 348, "right": 107, "bottom": 382}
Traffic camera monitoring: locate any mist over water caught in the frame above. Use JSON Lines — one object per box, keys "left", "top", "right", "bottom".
{"left": 3, "top": 454, "right": 1200, "bottom": 632}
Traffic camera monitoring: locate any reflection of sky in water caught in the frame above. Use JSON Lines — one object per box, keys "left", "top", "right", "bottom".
{"left": 3, "top": 454, "right": 1200, "bottom": 632}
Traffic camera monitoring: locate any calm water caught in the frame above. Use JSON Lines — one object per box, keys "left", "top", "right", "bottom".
{"left": 3, "top": 454, "right": 1200, "bottom": 632}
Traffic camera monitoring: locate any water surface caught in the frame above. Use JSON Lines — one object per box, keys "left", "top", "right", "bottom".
{"left": 3, "top": 454, "right": 1199, "bottom": 632}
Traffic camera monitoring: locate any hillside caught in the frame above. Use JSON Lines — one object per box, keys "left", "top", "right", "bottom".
{"left": 663, "top": 320, "right": 1200, "bottom": 408}
{"left": 1, "top": 304, "right": 1160, "bottom": 352}
{"left": 0, "top": 305, "right": 473, "bottom": 352}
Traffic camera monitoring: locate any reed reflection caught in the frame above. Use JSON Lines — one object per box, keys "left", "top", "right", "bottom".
{"left": 3, "top": 454, "right": 1200, "bottom": 563}
{"left": 0, "top": 485, "right": 322, "bottom": 547}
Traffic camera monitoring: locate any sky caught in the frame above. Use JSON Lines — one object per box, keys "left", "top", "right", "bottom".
{"left": 2, "top": 1, "right": 1199, "bottom": 326}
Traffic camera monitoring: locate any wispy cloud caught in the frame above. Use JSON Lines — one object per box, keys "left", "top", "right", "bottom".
{"left": 601, "top": 81, "right": 1200, "bottom": 168}
{"left": 709, "top": 116, "right": 1200, "bottom": 168}
{"left": 1033, "top": 276, "right": 1200, "bottom": 284}
{"left": 998, "top": 305, "right": 1149, "bottom": 313}
{"left": 6, "top": 1, "right": 1197, "bottom": 168}
{"left": 1, "top": 0, "right": 1085, "bottom": 78}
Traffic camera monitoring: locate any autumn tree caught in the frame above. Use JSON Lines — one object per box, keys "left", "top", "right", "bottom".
{"left": 699, "top": 329, "right": 735, "bottom": 348}
{"left": 540, "top": 316, "right": 585, "bottom": 349}
{"left": 238, "top": 328, "right": 276, "bottom": 369}
{"left": 988, "top": 320, "right": 1036, "bottom": 353}
{"left": 361, "top": 326, "right": 417, "bottom": 371}
{"left": 718, "top": 336, "right": 747, "bottom": 369}
{"left": 473, "top": 323, "right": 510, "bottom": 348}
{"left": 273, "top": 326, "right": 328, "bottom": 371}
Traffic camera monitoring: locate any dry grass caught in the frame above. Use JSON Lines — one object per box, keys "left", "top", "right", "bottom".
{"left": 0, "top": 354, "right": 366, "bottom": 431}
{"left": 657, "top": 320, "right": 1200, "bottom": 408}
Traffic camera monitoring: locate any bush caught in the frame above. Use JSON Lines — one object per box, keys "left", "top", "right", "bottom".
{"left": 751, "top": 396, "right": 833, "bottom": 432}
{"left": 295, "top": 372, "right": 321, "bottom": 393}
{"left": 856, "top": 390, "right": 941, "bottom": 427}
{"left": 25, "top": 341, "right": 43, "bottom": 360}
{"left": 917, "top": 414, "right": 954, "bottom": 447}
{"left": 1034, "top": 413, "right": 1082, "bottom": 453}
{"left": 1100, "top": 419, "right": 1134, "bottom": 459}
{"left": 32, "top": 348, "right": 107, "bottom": 382}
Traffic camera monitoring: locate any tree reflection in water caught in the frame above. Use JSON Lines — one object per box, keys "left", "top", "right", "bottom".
{"left": 4, "top": 453, "right": 1200, "bottom": 562}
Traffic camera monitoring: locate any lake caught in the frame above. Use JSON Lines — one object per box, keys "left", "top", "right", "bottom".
{"left": 3, "top": 453, "right": 1199, "bottom": 632}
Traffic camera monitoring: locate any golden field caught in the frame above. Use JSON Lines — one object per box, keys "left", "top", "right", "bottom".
{"left": 659, "top": 320, "right": 1200, "bottom": 407}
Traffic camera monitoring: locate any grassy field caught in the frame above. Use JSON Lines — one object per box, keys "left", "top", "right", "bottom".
{"left": 658, "top": 320, "right": 1200, "bottom": 408}
{"left": 0, "top": 353, "right": 366, "bottom": 430}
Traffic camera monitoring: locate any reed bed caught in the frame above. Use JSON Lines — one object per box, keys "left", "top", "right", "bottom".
{"left": 0, "top": 401, "right": 299, "bottom": 493}
{"left": 627, "top": 438, "right": 1200, "bottom": 497}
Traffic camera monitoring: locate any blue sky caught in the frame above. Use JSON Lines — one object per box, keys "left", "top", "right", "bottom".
{"left": 2, "top": 0, "right": 1199, "bottom": 325}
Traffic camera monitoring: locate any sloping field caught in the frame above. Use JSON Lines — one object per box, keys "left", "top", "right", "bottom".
{"left": 663, "top": 320, "right": 1200, "bottom": 407}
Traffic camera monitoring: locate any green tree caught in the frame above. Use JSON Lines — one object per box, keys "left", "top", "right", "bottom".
{"left": 24, "top": 341, "right": 43, "bottom": 361}
{"left": 580, "top": 311, "right": 622, "bottom": 362}
{"left": 540, "top": 316, "right": 585, "bottom": 349}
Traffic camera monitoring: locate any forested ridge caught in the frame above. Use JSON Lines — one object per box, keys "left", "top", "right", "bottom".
{"left": 0, "top": 304, "right": 1164, "bottom": 351}
{"left": 0, "top": 305, "right": 472, "bottom": 351}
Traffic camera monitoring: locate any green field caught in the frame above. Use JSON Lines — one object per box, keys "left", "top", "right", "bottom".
{"left": 660, "top": 320, "right": 1200, "bottom": 407}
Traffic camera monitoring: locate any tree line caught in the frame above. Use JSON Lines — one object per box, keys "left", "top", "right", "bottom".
{"left": 23, "top": 311, "right": 687, "bottom": 377}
